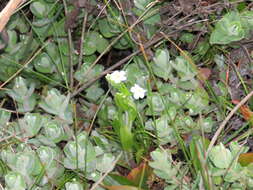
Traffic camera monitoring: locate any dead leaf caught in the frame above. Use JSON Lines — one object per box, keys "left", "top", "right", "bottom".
{"left": 126, "top": 162, "right": 152, "bottom": 186}
{"left": 238, "top": 152, "right": 253, "bottom": 166}
{"left": 232, "top": 100, "right": 253, "bottom": 124}
{"left": 199, "top": 67, "right": 211, "bottom": 81}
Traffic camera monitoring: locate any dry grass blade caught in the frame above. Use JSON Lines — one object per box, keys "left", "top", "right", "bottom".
{"left": 90, "top": 152, "right": 123, "bottom": 190}
{"left": 0, "top": 0, "right": 25, "bottom": 32}
{"left": 206, "top": 91, "right": 253, "bottom": 156}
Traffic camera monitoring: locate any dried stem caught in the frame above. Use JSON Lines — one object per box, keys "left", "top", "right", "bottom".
{"left": 0, "top": 0, "right": 25, "bottom": 32}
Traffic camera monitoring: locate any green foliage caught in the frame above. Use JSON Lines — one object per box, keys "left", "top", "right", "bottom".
{"left": 5, "top": 171, "right": 26, "bottom": 190}
{"left": 152, "top": 49, "right": 172, "bottom": 81}
{"left": 74, "top": 62, "right": 104, "bottom": 83}
{"left": 209, "top": 143, "right": 233, "bottom": 169}
{"left": 65, "top": 181, "right": 84, "bottom": 190}
{"left": 63, "top": 132, "right": 96, "bottom": 170}
{"left": 7, "top": 77, "right": 37, "bottom": 112}
{"left": 39, "top": 88, "right": 73, "bottom": 123}
{"left": 1, "top": 1, "right": 253, "bottom": 189}
{"left": 149, "top": 148, "right": 188, "bottom": 190}
{"left": 0, "top": 110, "right": 11, "bottom": 127}
{"left": 33, "top": 52, "right": 55, "bottom": 74}
{"left": 210, "top": 11, "right": 253, "bottom": 44}
{"left": 18, "top": 113, "right": 46, "bottom": 137}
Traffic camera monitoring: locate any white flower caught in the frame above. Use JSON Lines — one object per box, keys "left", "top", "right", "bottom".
{"left": 130, "top": 84, "right": 146, "bottom": 100}
{"left": 106, "top": 70, "right": 127, "bottom": 84}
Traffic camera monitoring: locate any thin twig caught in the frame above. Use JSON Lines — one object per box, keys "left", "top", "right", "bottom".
{"left": 206, "top": 91, "right": 253, "bottom": 156}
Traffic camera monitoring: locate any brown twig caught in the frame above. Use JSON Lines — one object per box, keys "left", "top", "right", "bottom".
{"left": 0, "top": 0, "right": 25, "bottom": 32}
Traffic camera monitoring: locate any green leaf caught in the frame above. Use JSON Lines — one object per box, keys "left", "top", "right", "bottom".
{"left": 98, "top": 18, "right": 116, "bottom": 38}
{"left": 49, "top": 18, "right": 67, "bottom": 37}
{"left": 209, "top": 143, "right": 233, "bottom": 169}
{"left": 37, "top": 146, "right": 64, "bottom": 180}
{"left": 146, "top": 93, "right": 165, "bottom": 115}
{"left": 5, "top": 172, "right": 26, "bottom": 190}
{"left": 45, "top": 42, "right": 60, "bottom": 60}
{"left": 152, "top": 49, "right": 172, "bottom": 80}
{"left": 120, "top": 125, "right": 134, "bottom": 151}
{"left": 150, "top": 115, "right": 174, "bottom": 145}
{"left": 0, "top": 110, "right": 11, "bottom": 127}
{"left": 5, "top": 30, "right": 18, "bottom": 53}
{"left": 210, "top": 11, "right": 245, "bottom": 44}
{"left": 18, "top": 113, "right": 46, "bottom": 137}
{"left": 85, "top": 85, "right": 105, "bottom": 103}
{"left": 39, "top": 88, "right": 73, "bottom": 123}
{"left": 189, "top": 136, "right": 210, "bottom": 172}
{"left": 74, "top": 63, "right": 104, "bottom": 83}
{"left": 16, "top": 17, "right": 29, "bottom": 33}
{"left": 96, "top": 153, "right": 115, "bottom": 172}
{"left": 134, "top": 0, "right": 153, "bottom": 10}
{"left": 83, "top": 31, "right": 108, "bottom": 55}
{"left": 149, "top": 148, "right": 177, "bottom": 180}
{"left": 63, "top": 132, "right": 96, "bottom": 170}
{"left": 180, "top": 32, "right": 194, "bottom": 43}
{"left": 171, "top": 56, "right": 197, "bottom": 81}
{"left": 34, "top": 52, "right": 55, "bottom": 73}
{"left": 43, "top": 120, "right": 67, "bottom": 143}
{"left": 193, "top": 40, "right": 210, "bottom": 56}
{"left": 96, "top": 34, "right": 109, "bottom": 53}
{"left": 143, "top": 7, "right": 161, "bottom": 25}
{"left": 7, "top": 77, "right": 36, "bottom": 112}
{"left": 168, "top": 87, "right": 187, "bottom": 105}
{"left": 114, "top": 92, "right": 137, "bottom": 121}
{"left": 83, "top": 31, "right": 98, "bottom": 55}
{"left": 185, "top": 88, "right": 209, "bottom": 115}
{"left": 241, "top": 11, "right": 253, "bottom": 29}
{"left": 108, "top": 174, "right": 136, "bottom": 186}
{"left": 14, "top": 151, "right": 43, "bottom": 176}
{"left": 30, "top": 0, "right": 51, "bottom": 19}
{"left": 197, "top": 117, "right": 214, "bottom": 133}
{"left": 113, "top": 34, "right": 131, "bottom": 50}
{"left": 65, "top": 181, "right": 83, "bottom": 190}
{"left": 126, "top": 61, "right": 149, "bottom": 87}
